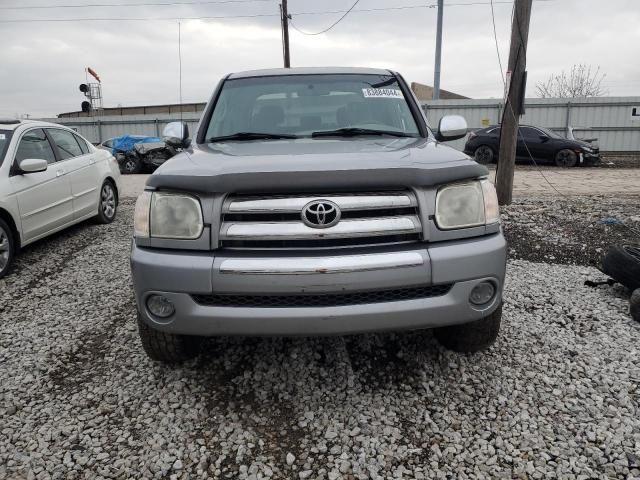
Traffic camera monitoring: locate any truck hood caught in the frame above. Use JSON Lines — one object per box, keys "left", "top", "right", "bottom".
{"left": 147, "top": 137, "right": 488, "bottom": 193}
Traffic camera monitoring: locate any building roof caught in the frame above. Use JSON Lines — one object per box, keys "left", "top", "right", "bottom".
{"left": 411, "top": 82, "right": 469, "bottom": 101}
{"left": 57, "top": 101, "right": 206, "bottom": 118}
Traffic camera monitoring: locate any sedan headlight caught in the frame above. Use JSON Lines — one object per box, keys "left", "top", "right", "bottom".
{"left": 435, "top": 179, "right": 499, "bottom": 230}
{"left": 134, "top": 191, "right": 203, "bottom": 239}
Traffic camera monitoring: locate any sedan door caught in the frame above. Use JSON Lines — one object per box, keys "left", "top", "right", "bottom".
{"left": 47, "top": 128, "right": 100, "bottom": 220}
{"left": 516, "top": 127, "right": 545, "bottom": 161}
{"left": 9, "top": 128, "right": 74, "bottom": 242}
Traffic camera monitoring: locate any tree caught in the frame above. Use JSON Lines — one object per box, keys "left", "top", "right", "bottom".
{"left": 536, "top": 64, "right": 608, "bottom": 98}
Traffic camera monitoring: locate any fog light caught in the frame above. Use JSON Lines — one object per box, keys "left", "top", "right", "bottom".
{"left": 469, "top": 282, "right": 496, "bottom": 306}
{"left": 146, "top": 295, "right": 175, "bottom": 318}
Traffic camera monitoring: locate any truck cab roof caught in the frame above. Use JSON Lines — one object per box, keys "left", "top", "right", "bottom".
{"left": 228, "top": 67, "right": 394, "bottom": 79}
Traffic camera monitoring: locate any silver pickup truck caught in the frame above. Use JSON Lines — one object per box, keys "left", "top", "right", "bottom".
{"left": 131, "top": 67, "right": 506, "bottom": 363}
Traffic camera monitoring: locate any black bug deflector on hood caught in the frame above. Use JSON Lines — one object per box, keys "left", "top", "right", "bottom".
{"left": 145, "top": 137, "right": 489, "bottom": 194}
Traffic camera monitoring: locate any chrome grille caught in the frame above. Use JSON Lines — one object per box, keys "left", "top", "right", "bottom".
{"left": 220, "top": 192, "right": 422, "bottom": 249}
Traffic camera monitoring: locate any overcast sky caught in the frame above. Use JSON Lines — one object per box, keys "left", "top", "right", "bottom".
{"left": 0, "top": 0, "right": 638, "bottom": 118}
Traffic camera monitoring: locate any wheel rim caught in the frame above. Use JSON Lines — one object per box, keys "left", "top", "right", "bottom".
{"left": 556, "top": 150, "right": 576, "bottom": 167}
{"left": 124, "top": 159, "right": 136, "bottom": 173}
{"left": 0, "top": 225, "right": 10, "bottom": 272}
{"left": 101, "top": 184, "right": 116, "bottom": 219}
{"left": 475, "top": 146, "right": 493, "bottom": 163}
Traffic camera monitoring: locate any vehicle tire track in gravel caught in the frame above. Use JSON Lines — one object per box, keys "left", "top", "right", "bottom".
{"left": 0, "top": 215, "right": 124, "bottom": 315}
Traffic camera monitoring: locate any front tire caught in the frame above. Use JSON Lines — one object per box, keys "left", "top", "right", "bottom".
{"left": 96, "top": 181, "right": 117, "bottom": 224}
{"left": 474, "top": 145, "right": 495, "bottom": 165}
{"left": 555, "top": 149, "right": 578, "bottom": 168}
{"left": 435, "top": 304, "right": 502, "bottom": 353}
{"left": 0, "top": 218, "right": 16, "bottom": 279}
{"left": 137, "top": 314, "right": 201, "bottom": 363}
{"left": 120, "top": 155, "right": 142, "bottom": 174}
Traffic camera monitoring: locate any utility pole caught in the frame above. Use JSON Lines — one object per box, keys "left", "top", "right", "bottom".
{"left": 432, "top": 0, "right": 443, "bottom": 100}
{"left": 280, "top": 0, "right": 291, "bottom": 68}
{"left": 495, "top": 0, "right": 533, "bottom": 205}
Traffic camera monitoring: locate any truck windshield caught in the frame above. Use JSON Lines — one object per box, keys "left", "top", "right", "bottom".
{"left": 0, "top": 130, "right": 12, "bottom": 166}
{"left": 205, "top": 74, "right": 421, "bottom": 141}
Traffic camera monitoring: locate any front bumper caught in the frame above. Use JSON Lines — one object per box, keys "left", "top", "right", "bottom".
{"left": 580, "top": 151, "right": 601, "bottom": 165}
{"left": 131, "top": 233, "right": 507, "bottom": 336}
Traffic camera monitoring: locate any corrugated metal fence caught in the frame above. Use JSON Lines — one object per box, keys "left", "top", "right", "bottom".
{"left": 42, "top": 96, "right": 640, "bottom": 152}
{"left": 422, "top": 96, "right": 640, "bottom": 152}
{"left": 40, "top": 112, "right": 202, "bottom": 145}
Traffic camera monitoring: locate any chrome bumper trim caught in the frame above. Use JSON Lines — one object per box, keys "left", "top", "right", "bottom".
{"left": 219, "top": 251, "right": 425, "bottom": 275}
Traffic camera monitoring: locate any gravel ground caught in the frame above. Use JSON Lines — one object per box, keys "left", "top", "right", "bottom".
{"left": 503, "top": 194, "right": 640, "bottom": 266}
{"left": 1, "top": 198, "right": 639, "bottom": 480}
{"left": 600, "top": 155, "right": 640, "bottom": 169}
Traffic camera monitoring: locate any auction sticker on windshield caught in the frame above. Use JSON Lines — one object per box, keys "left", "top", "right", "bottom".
{"left": 362, "top": 88, "right": 404, "bottom": 99}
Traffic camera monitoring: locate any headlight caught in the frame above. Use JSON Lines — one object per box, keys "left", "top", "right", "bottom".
{"left": 133, "top": 191, "right": 203, "bottom": 240}
{"left": 435, "top": 179, "right": 499, "bottom": 230}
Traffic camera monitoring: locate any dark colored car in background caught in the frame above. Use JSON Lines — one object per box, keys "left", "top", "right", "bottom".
{"left": 464, "top": 124, "right": 600, "bottom": 167}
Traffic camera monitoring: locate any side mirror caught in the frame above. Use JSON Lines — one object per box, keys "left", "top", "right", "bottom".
{"left": 162, "top": 122, "right": 190, "bottom": 148}
{"left": 539, "top": 135, "right": 549, "bottom": 142}
{"left": 435, "top": 115, "right": 468, "bottom": 141}
{"left": 18, "top": 158, "right": 48, "bottom": 173}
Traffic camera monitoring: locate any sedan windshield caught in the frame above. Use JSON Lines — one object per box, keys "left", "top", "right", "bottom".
{"left": 205, "top": 74, "right": 421, "bottom": 141}
{"left": 0, "top": 130, "right": 12, "bottom": 166}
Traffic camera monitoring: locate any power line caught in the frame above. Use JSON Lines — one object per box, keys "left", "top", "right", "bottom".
{"left": 289, "top": 0, "right": 361, "bottom": 35}
{"left": 0, "top": 0, "right": 273, "bottom": 10}
{"left": 0, "top": 12, "right": 279, "bottom": 22}
{"left": 0, "top": 0, "right": 557, "bottom": 23}
{"left": 489, "top": 0, "right": 505, "bottom": 87}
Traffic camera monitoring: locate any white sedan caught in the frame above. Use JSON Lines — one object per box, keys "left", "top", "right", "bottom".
{"left": 0, "top": 119, "right": 121, "bottom": 278}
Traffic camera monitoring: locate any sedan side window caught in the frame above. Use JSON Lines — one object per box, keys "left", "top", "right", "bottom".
{"left": 15, "top": 128, "right": 57, "bottom": 165}
{"left": 520, "top": 127, "right": 538, "bottom": 139}
{"left": 48, "top": 129, "right": 84, "bottom": 160}
{"left": 73, "top": 133, "right": 90, "bottom": 154}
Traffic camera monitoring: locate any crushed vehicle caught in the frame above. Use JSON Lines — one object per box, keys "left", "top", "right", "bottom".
{"left": 110, "top": 135, "right": 177, "bottom": 174}
{"left": 464, "top": 124, "right": 601, "bottom": 167}
{"left": 130, "top": 67, "right": 507, "bottom": 363}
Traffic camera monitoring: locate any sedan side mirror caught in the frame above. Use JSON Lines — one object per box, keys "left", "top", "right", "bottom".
{"left": 163, "top": 121, "right": 191, "bottom": 148}
{"left": 435, "top": 115, "right": 468, "bottom": 142}
{"left": 539, "top": 135, "right": 549, "bottom": 142}
{"left": 18, "top": 158, "right": 48, "bottom": 173}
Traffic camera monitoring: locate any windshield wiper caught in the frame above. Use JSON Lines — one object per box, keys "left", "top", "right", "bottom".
{"left": 207, "top": 132, "right": 299, "bottom": 142}
{"left": 311, "top": 128, "right": 415, "bottom": 138}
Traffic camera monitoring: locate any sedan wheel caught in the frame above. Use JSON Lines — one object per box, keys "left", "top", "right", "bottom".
{"left": 555, "top": 149, "right": 578, "bottom": 168}
{"left": 474, "top": 145, "right": 494, "bottom": 165}
{"left": 97, "top": 182, "right": 117, "bottom": 224}
{"left": 121, "top": 156, "right": 141, "bottom": 174}
{"left": 0, "top": 219, "right": 15, "bottom": 279}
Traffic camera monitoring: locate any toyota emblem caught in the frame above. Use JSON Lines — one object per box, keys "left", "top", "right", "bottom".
{"left": 301, "top": 200, "right": 341, "bottom": 229}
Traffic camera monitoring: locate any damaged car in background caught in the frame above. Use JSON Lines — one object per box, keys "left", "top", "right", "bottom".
{"left": 464, "top": 124, "right": 600, "bottom": 167}
{"left": 99, "top": 134, "right": 178, "bottom": 174}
